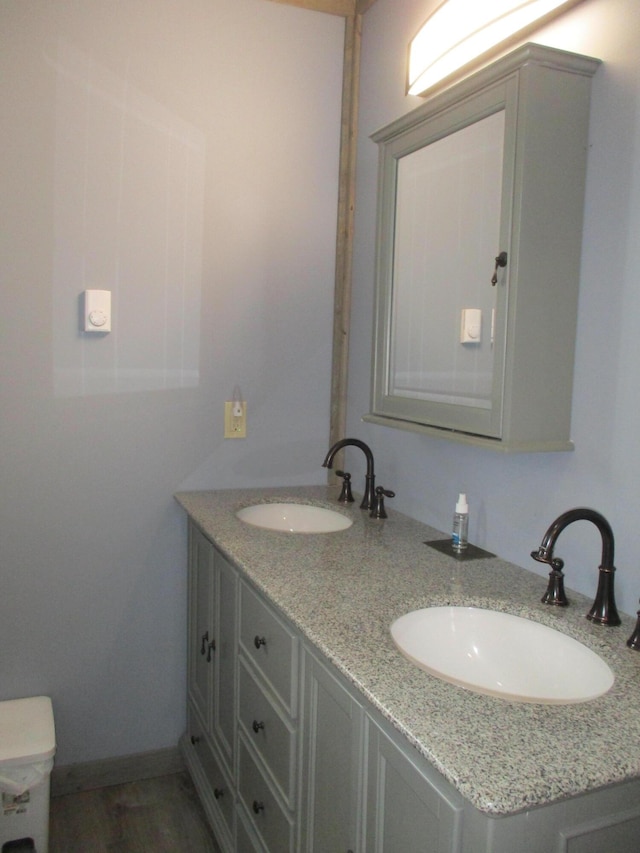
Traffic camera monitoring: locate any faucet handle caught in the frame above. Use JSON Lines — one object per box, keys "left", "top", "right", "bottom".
{"left": 370, "top": 486, "right": 395, "bottom": 519}
{"left": 335, "top": 471, "right": 354, "bottom": 504}
{"left": 626, "top": 601, "right": 640, "bottom": 650}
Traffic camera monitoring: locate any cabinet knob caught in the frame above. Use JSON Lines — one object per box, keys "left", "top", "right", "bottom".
{"left": 254, "top": 635, "right": 267, "bottom": 650}
{"left": 252, "top": 720, "right": 265, "bottom": 734}
{"left": 206, "top": 639, "right": 216, "bottom": 663}
{"left": 252, "top": 800, "right": 265, "bottom": 814}
{"left": 190, "top": 735, "right": 200, "bottom": 745}
{"left": 200, "top": 631, "right": 209, "bottom": 655}
{"left": 214, "top": 788, "right": 224, "bottom": 800}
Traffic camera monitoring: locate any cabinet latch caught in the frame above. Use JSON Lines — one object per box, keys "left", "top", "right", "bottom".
{"left": 491, "top": 251, "right": 508, "bottom": 285}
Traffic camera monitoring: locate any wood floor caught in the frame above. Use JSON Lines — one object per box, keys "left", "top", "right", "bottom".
{"left": 49, "top": 772, "right": 221, "bottom": 853}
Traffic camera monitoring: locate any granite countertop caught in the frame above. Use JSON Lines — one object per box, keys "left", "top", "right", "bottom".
{"left": 175, "top": 485, "right": 640, "bottom": 816}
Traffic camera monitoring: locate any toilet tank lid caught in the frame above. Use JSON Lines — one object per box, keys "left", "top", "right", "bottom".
{"left": 0, "top": 696, "right": 56, "bottom": 764}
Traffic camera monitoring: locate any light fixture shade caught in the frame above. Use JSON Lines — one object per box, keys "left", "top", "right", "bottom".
{"left": 408, "top": 0, "right": 585, "bottom": 97}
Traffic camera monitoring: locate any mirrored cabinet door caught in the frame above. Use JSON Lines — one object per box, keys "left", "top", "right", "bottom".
{"left": 390, "top": 110, "right": 505, "bottom": 415}
{"left": 367, "top": 44, "right": 600, "bottom": 452}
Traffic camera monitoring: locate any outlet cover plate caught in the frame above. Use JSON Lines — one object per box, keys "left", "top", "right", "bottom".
{"left": 224, "top": 401, "right": 247, "bottom": 438}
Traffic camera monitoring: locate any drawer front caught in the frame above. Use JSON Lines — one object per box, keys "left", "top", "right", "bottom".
{"left": 239, "top": 581, "right": 298, "bottom": 715}
{"left": 238, "top": 736, "right": 295, "bottom": 853}
{"left": 236, "top": 807, "right": 264, "bottom": 853}
{"left": 187, "top": 709, "right": 235, "bottom": 838}
{"left": 238, "top": 658, "right": 296, "bottom": 807}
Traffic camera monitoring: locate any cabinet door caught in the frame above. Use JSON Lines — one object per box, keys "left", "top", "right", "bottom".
{"left": 188, "top": 523, "right": 215, "bottom": 730}
{"left": 188, "top": 522, "right": 237, "bottom": 773}
{"left": 377, "top": 91, "right": 511, "bottom": 440}
{"left": 213, "top": 551, "right": 237, "bottom": 771}
{"left": 366, "top": 719, "right": 463, "bottom": 853}
{"left": 300, "top": 648, "right": 364, "bottom": 853}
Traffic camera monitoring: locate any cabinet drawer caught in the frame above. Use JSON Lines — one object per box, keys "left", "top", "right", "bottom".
{"left": 239, "top": 581, "right": 298, "bottom": 715}
{"left": 238, "top": 736, "right": 295, "bottom": 853}
{"left": 236, "top": 807, "right": 263, "bottom": 853}
{"left": 187, "top": 709, "right": 235, "bottom": 840}
{"left": 238, "top": 658, "right": 296, "bottom": 808}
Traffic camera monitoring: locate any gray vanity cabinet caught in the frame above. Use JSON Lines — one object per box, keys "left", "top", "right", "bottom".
{"left": 299, "top": 647, "right": 365, "bottom": 853}
{"left": 181, "top": 517, "right": 640, "bottom": 853}
{"left": 185, "top": 521, "right": 238, "bottom": 851}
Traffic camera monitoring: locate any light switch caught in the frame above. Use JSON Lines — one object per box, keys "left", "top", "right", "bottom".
{"left": 460, "top": 308, "right": 481, "bottom": 344}
{"left": 84, "top": 290, "right": 112, "bottom": 333}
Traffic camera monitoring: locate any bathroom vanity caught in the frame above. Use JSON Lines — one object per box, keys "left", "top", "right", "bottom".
{"left": 176, "top": 486, "right": 640, "bottom": 852}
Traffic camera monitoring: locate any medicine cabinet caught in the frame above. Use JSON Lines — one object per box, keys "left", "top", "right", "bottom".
{"left": 366, "top": 44, "right": 600, "bottom": 451}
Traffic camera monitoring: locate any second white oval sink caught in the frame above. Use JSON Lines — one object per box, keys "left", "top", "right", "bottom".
{"left": 390, "top": 607, "right": 614, "bottom": 704}
{"left": 237, "top": 502, "right": 352, "bottom": 533}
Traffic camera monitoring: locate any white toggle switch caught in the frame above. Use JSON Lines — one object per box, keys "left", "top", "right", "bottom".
{"left": 460, "top": 308, "right": 481, "bottom": 344}
{"left": 84, "top": 289, "right": 112, "bottom": 333}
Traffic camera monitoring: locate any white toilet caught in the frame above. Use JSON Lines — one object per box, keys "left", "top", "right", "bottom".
{"left": 0, "top": 697, "right": 56, "bottom": 853}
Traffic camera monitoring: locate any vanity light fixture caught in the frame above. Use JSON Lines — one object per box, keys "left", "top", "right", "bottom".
{"left": 407, "top": 0, "right": 585, "bottom": 97}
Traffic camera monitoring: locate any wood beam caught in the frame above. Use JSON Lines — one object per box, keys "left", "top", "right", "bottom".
{"left": 265, "top": 0, "right": 357, "bottom": 16}
{"left": 329, "top": 12, "right": 362, "bottom": 455}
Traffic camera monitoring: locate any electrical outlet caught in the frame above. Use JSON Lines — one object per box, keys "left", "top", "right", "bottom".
{"left": 224, "top": 401, "right": 247, "bottom": 438}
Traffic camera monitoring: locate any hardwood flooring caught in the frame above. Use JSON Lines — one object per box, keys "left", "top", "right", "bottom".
{"left": 49, "top": 772, "right": 221, "bottom": 853}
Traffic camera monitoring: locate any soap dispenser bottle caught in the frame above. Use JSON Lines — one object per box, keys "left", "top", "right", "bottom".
{"left": 452, "top": 493, "right": 469, "bottom": 552}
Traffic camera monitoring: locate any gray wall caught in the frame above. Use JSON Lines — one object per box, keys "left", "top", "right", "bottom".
{"left": 349, "top": 0, "right": 640, "bottom": 618}
{"left": 0, "top": 0, "right": 344, "bottom": 765}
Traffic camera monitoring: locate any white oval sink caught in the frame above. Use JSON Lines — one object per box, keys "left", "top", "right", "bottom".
{"left": 236, "top": 502, "right": 352, "bottom": 533}
{"left": 390, "top": 607, "right": 614, "bottom": 704}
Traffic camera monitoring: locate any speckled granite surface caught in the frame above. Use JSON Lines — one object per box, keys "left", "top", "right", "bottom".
{"left": 175, "top": 485, "right": 640, "bottom": 816}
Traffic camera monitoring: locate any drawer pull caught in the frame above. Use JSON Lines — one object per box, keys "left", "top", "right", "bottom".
{"left": 200, "top": 631, "right": 209, "bottom": 655}
{"left": 254, "top": 635, "right": 267, "bottom": 650}
{"left": 252, "top": 800, "right": 265, "bottom": 814}
{"left": 214, "top": 787, "right": 224, "bottom": 800}
{"left": 190, "top": 735, "right": 201, "bottom": 745}
{"left": 207, "top": 639, "right": 216, "bottom": 663}
{"left": 252, "top": 720, "right": 264, "bottom": 733}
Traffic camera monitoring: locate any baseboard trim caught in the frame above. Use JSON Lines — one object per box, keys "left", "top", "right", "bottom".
{"left": 51, "top": 745, "right": 184, "bottom": 797}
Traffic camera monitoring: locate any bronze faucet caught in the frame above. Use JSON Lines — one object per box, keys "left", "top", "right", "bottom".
{"left": 531, "top": 507, "right": 621, "bottom": 626}
{"left": 323, "top": 438, "right": 375, "bottom": 511}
